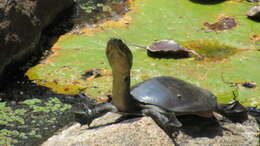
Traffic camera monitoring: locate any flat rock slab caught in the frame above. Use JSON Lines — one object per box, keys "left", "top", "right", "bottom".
{"left": 42, "top": 113, "right": 259, "bottom": 146}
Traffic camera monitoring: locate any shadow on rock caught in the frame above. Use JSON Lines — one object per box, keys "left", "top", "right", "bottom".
{"left": 190, "top": 0, "right": 226, "bottom": 5}
{"left": 161, "top": 115, "right": 223, "bottom": 141}
{"left": 178, "top": 115, "right": 222, "bottom": 138}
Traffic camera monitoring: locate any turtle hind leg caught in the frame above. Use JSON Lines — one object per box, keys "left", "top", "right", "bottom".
{"left": 114, "top": 114, "right": 142, "bottom": 124}
{"left": 141, "top": 105, "right": 182, "bottom": 144}
{"left": 216, "top": 101, "right": 248, "bottom": 123}
{"left": 141, "top": 105, "right": 182, "bottom": 128}
{"left": 74, "top": 102, "right": 118, "bottom": 127}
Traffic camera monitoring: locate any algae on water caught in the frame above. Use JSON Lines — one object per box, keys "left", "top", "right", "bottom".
{"left": 26, "top": 0, "right": 260, "bottom": 107}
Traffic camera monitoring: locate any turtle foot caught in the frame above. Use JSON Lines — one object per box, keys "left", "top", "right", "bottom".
{"left": 217, "top": 101, "right": 248, "bottom": 123}
{"left": 166, "top": 112, "right": 182, "bottom": 128}
{"left": 74, "top": 104, "right": 95, "bottom": 126}
{"left": 166, "top": 119, "right": 182, "bottom": 128}
{"left": 74, "top": 102, "right": 119, "bottom": 127}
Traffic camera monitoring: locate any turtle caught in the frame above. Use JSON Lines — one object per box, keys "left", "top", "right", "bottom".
{"left": 74, "top": 38, "right": 247, "bottom": 129}
{"left": 132, "top": 40, "right": 202, "bottom": 59}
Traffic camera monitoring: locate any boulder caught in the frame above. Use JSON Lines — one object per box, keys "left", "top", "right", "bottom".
{"left": 42, "top": 113, "right": 259, "bottom": 146}
{"left": 0, "top": 0, "right": 74, "bottom": 78}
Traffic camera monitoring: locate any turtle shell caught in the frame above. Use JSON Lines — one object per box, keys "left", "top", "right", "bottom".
{"left": 130, "top": 76, "right": 217, "bottom": 112}
{"left": 147, "top": 40, "right": 189, "bottom": 52}
{"left": 146, "top": 40, "right": 201, "bottom": 59}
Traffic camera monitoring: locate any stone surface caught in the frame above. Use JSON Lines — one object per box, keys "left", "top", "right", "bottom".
{"left": 42, "top": 113, "right": 259, "bottom": 146}
{"left": 0, "top": 0, "right": 74, "bottom": 78}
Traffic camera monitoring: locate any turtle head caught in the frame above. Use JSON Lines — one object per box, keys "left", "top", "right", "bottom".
{"left": 106, "top": 38, "right": 133, "bottom": 75}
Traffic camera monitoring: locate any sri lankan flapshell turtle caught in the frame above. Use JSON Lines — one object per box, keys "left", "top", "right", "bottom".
{"left": 74, "top": 39, "right": 247, "bottom": 129}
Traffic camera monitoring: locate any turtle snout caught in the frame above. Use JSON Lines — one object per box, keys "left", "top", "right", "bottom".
{"left": 107, "top": 38, "right": 123, "bottom": 48}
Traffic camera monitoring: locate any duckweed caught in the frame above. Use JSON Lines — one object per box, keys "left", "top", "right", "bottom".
{"left": 0, "top": 97, "right": 72, "bottom": 145}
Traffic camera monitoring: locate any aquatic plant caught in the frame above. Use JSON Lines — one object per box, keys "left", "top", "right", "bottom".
{"left": 0, "top": 98, "right": 72, "bottom": 145}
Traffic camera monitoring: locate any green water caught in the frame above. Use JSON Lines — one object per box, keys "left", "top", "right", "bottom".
{"left": 27, "top": 0, "right": 260, "bottom": 106}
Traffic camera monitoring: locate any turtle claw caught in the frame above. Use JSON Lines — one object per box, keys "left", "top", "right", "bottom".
{"left": 167, "top": 120, "right": 182, "bottom": 128}
{"left": 74, "top": 110, "right": 94, "bottom": 126}
{"left": 217, "top": 101, "right": 248, "bottom": 123}
{"left": 166, "top": 113, "right": 182, "bottom": 128}
{"left": 74, "top": 104, "right": 95, "bottom": 126}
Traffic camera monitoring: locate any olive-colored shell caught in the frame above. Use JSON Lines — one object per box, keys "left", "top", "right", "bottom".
{"left": 131, "top": 76, "right": 217, "bottom": 113}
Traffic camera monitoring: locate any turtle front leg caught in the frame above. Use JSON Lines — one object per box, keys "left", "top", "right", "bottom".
{"left": 141, "top": 105, "right": 182, "bottom": 128}
{"left": 74, "top": 102, "right": 118, "bottom": 126}
{"left": 216, "top": 101, "right": 248, "bottom": 123}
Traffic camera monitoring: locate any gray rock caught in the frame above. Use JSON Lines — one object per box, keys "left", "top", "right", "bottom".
{"left": 42, "top": 113, "right": 259, "bottom": 146}
{"left": 0, "top": 0, "right": 74, "bottom": 78}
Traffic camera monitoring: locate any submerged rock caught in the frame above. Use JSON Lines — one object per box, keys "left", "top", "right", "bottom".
{"left": 42, "top": 113, "right": 259, "bottom": 146}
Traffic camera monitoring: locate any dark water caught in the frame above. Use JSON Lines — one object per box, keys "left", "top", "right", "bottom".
{"left": 73, "top": 0, "right": 128, "bottom": 28}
